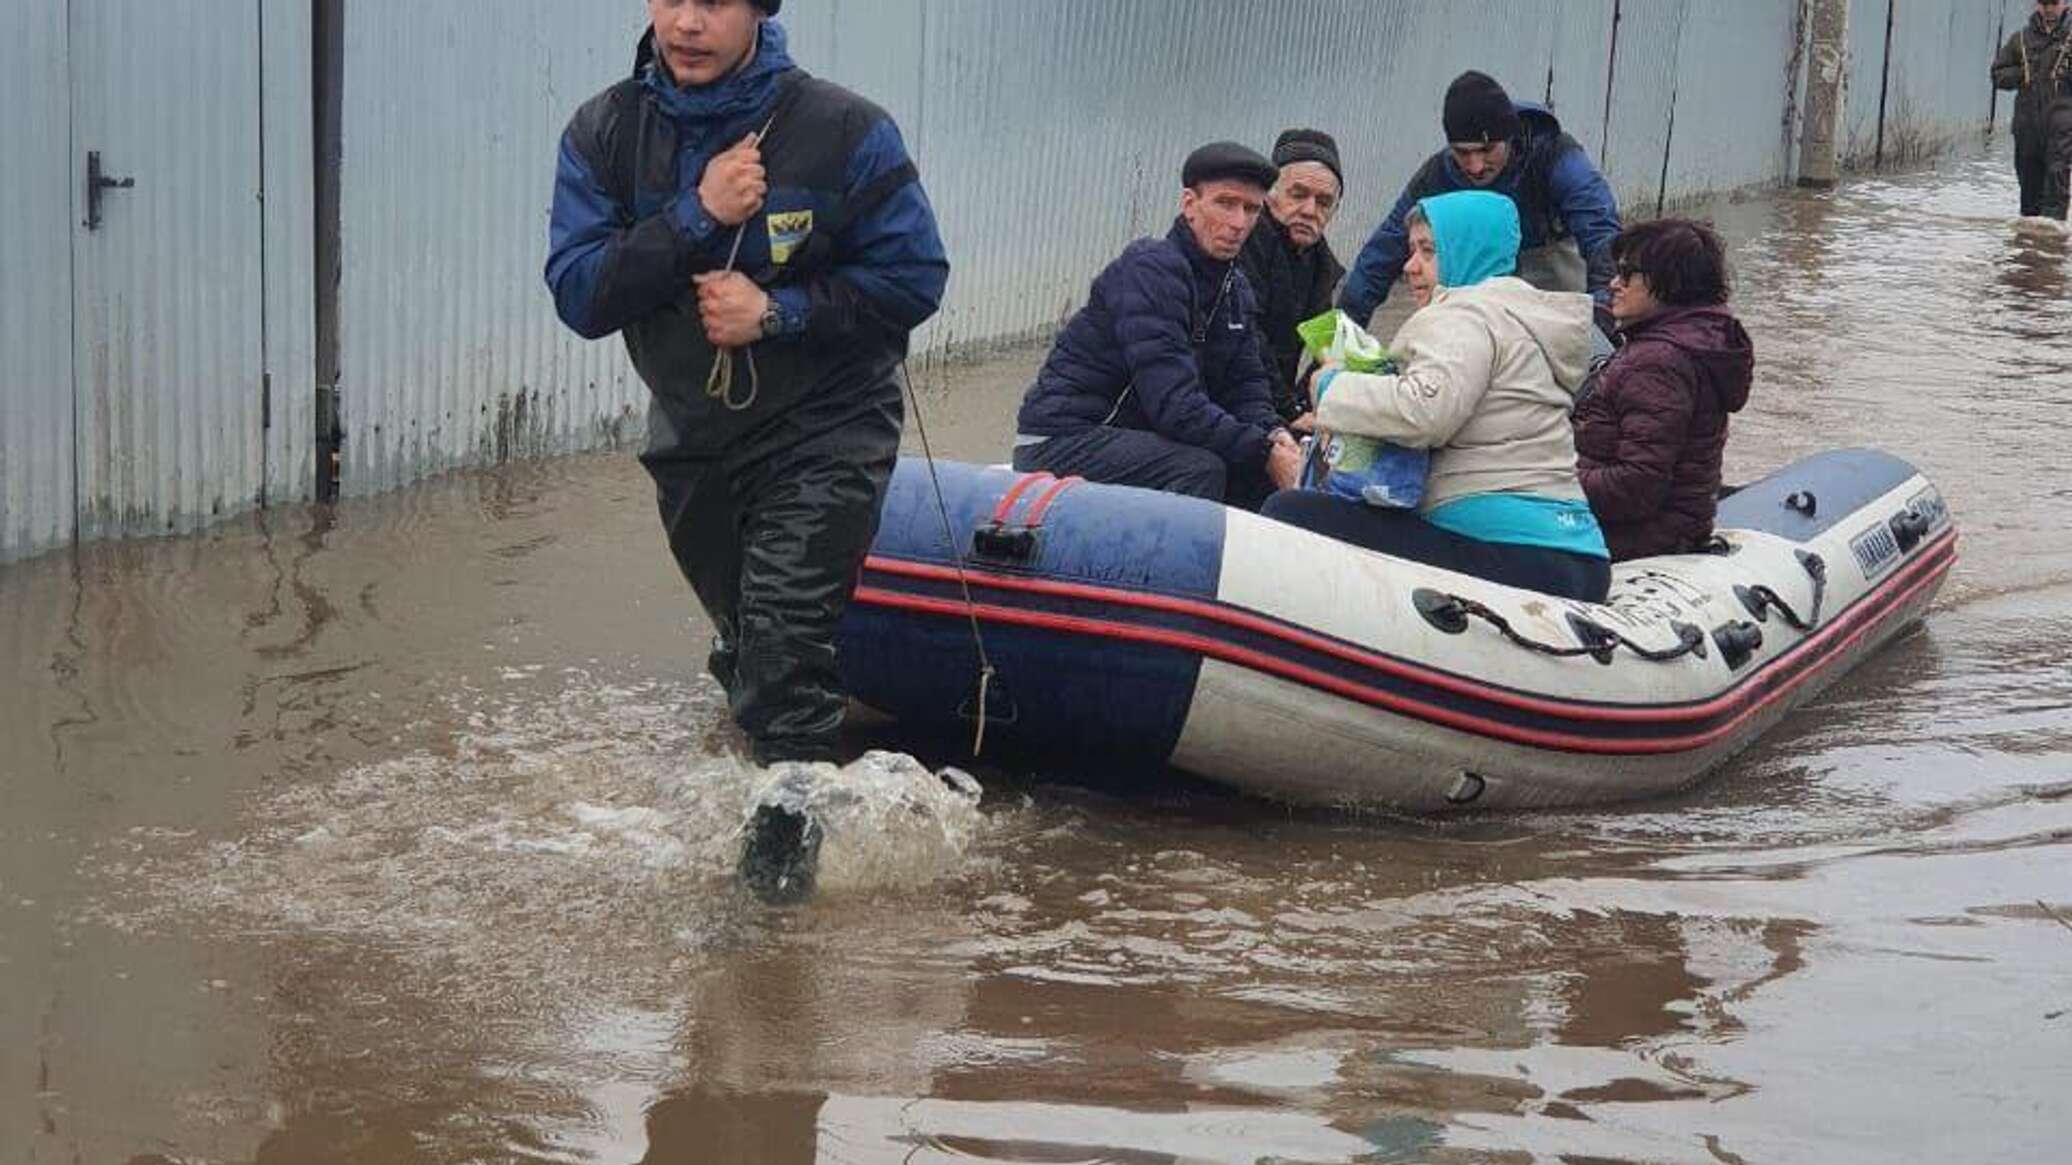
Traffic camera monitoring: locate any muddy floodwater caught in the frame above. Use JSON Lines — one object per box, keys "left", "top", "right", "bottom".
{"left": 5, "top": 150, "right": 2070, "bottom": 1164}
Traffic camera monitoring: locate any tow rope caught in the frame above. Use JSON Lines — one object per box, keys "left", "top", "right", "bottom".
{"left": 899, "top": 357, "right": 998, "bottom": 757}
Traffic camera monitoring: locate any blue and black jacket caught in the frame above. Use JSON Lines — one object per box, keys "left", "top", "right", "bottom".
{"left": 1016, "top": 219, "right": 1282, "bottom": 468}
{"left": 1339, "top": 103, "right": 1621, "bottom": 322}
{"left": 546, "top": 22, "right": 948, "bottom": 454}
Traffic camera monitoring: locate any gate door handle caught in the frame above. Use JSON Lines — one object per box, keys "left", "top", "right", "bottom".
{"left": 84, "top": 150, "right": 137, "bottom": 231}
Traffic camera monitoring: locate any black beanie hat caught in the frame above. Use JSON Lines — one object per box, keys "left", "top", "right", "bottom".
{"left": 1272, "top": 128, "right": 1344, "bottom": 192}
{"left": 1182, "top": 141, "right": 1279, "bottom": 192}
{"left": 1443, "top": 71, "right": 1521, "bottom": 145}
{"left": 752, "top": 0, "right": 781, "bottom": 14}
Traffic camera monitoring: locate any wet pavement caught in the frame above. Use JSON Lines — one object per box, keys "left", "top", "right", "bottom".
{"left": 4, "top": 149, "right": 2070, "bottom": 1163}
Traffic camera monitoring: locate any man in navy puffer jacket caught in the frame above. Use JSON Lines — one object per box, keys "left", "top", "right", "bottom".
{"left": 545, "top": 0, "right": 947, "bottom": 900}
{"left": 1013, "top": 143, "right": 1304, "bottom": 507}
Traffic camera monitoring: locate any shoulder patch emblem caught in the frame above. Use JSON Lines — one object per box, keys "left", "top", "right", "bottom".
{"left": 767, "top": 210, "right": 814, "bottom": 265}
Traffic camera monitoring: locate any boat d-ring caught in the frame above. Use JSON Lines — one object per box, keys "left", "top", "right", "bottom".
{"left": 1413, "top": 588, "right": 1470, "bottom": 634}
{"left": 1784, "top": 490, "right": 1817, "bottom": 517}
{"left": 1446, "top": 772, "right": 1488, "bottom": 805}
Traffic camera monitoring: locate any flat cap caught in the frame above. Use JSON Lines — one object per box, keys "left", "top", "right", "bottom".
{"left": 1182, "top": 141, "right": 1279, "bottom": 191}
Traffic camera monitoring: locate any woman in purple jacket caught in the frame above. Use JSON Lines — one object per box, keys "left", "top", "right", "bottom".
{"left": 1573, "top": 220, "right": 1754, "bottom": 561}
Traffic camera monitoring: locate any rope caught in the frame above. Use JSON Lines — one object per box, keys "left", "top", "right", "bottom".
{"left": 1449, "top": 596, "right": 1706, "bottom": 664}
{"left": 704, "top": 110, "right": 782, "bottom": 413}
{"left": 898, "top": 357, "right": 998, "bottom": 757}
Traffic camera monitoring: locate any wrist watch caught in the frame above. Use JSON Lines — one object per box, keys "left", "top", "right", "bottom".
{"left": 759, "top": 301, "right": 784, "bottom": 339}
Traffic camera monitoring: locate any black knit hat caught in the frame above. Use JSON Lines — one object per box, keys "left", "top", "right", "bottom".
{"left": 1443, "top": 71, "right": 1521, "bottom": 145}
{"left": 1182, "top": 141, "right": 1279, "bottom": 192}
{"left": 753, "top": 0, "right": 782, "bottom": 13}
{"left": 1271, "top": 128, "right": 1344, "bottom": 192}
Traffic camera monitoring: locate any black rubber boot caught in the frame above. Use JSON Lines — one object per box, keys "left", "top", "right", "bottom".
{"left": 736, "top": 758, "right": 831, "bottom": 905}
{"left": 737, "top": 801, "right": 822, "bottom": 905}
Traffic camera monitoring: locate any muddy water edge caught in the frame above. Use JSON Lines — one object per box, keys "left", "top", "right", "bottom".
{"left": 4, "top": 150, "right": 2070, "bottom": 1163}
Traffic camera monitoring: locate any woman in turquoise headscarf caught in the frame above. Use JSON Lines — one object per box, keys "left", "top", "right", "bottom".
{"left": 1261, "top": 190, "right": 1610, "bottom": 601}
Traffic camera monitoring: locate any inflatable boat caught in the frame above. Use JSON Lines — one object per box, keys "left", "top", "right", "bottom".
{"left": 838, "top": 449, "right": 1955, "bottom": 811}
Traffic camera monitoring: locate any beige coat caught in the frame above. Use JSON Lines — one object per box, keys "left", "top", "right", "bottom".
{"left": 1316, "top": 276, "right": 1593, "bottom": 513}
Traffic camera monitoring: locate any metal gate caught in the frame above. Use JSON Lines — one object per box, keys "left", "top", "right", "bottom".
{"left": 0, "top": 0, "right": 310, "bottom": 563}
{"left": 70, "top": 0, "right": 271, "bottom": 542}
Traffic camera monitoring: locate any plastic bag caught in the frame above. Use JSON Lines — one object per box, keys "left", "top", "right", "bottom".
{"left": 1295, "top": 311, "right": 1429, "bottom": 509}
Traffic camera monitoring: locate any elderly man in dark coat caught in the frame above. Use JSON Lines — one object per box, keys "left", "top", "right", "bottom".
{"left": 1237, "top": 129, "right": 1348, "bottom": 431}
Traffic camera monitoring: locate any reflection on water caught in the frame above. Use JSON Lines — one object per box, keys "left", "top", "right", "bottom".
{"left": 4, "top": 150, "right": 2070, "bottom": 1163}
{"left": 1996, "top": 226, "right": 2068, "bottom": 310}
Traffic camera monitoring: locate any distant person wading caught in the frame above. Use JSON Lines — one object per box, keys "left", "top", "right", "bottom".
{"left": 1993, "top": 0, "right": 2072, "bottom": 220}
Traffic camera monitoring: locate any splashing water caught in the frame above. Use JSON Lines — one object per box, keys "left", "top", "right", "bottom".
{"left": 741, "top": 751, "right": 986, "bottom": 895}
{"left": 85, "top": 675, "right": 989, "bottom": 1003}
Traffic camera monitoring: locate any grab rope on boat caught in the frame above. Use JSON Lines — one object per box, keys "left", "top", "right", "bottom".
{"left": 899, "top": 358, "right": 998, "bottom": 757}
{"left": 1417, "top": 550, "right": 1831, "bottom": 667}
{"left": 1414, "top": 589, "right": 1704, "bottom": 665}
{"left": 704, "top": 109, "right": 783, "bottom": 413}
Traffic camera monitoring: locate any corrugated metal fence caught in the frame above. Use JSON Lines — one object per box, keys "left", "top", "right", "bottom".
{"left": 0, "top": 2, "right": 73, "bottom": 563}
{"left": 0, "top": 0, "right": 2031, "bottom": 562}
{"left": 334, "top": 2, "right": 648, "bottom": 496}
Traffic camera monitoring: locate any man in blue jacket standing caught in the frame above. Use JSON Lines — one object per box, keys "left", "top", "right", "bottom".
{"left": 545, "top": 0, "right": 948, "bottom": 899}
{"left": 1340, "top": 71, "right": 1621, "bottom": 326}
{"left": 1013, "top": 143, "right": 1305, "bottom": 508}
